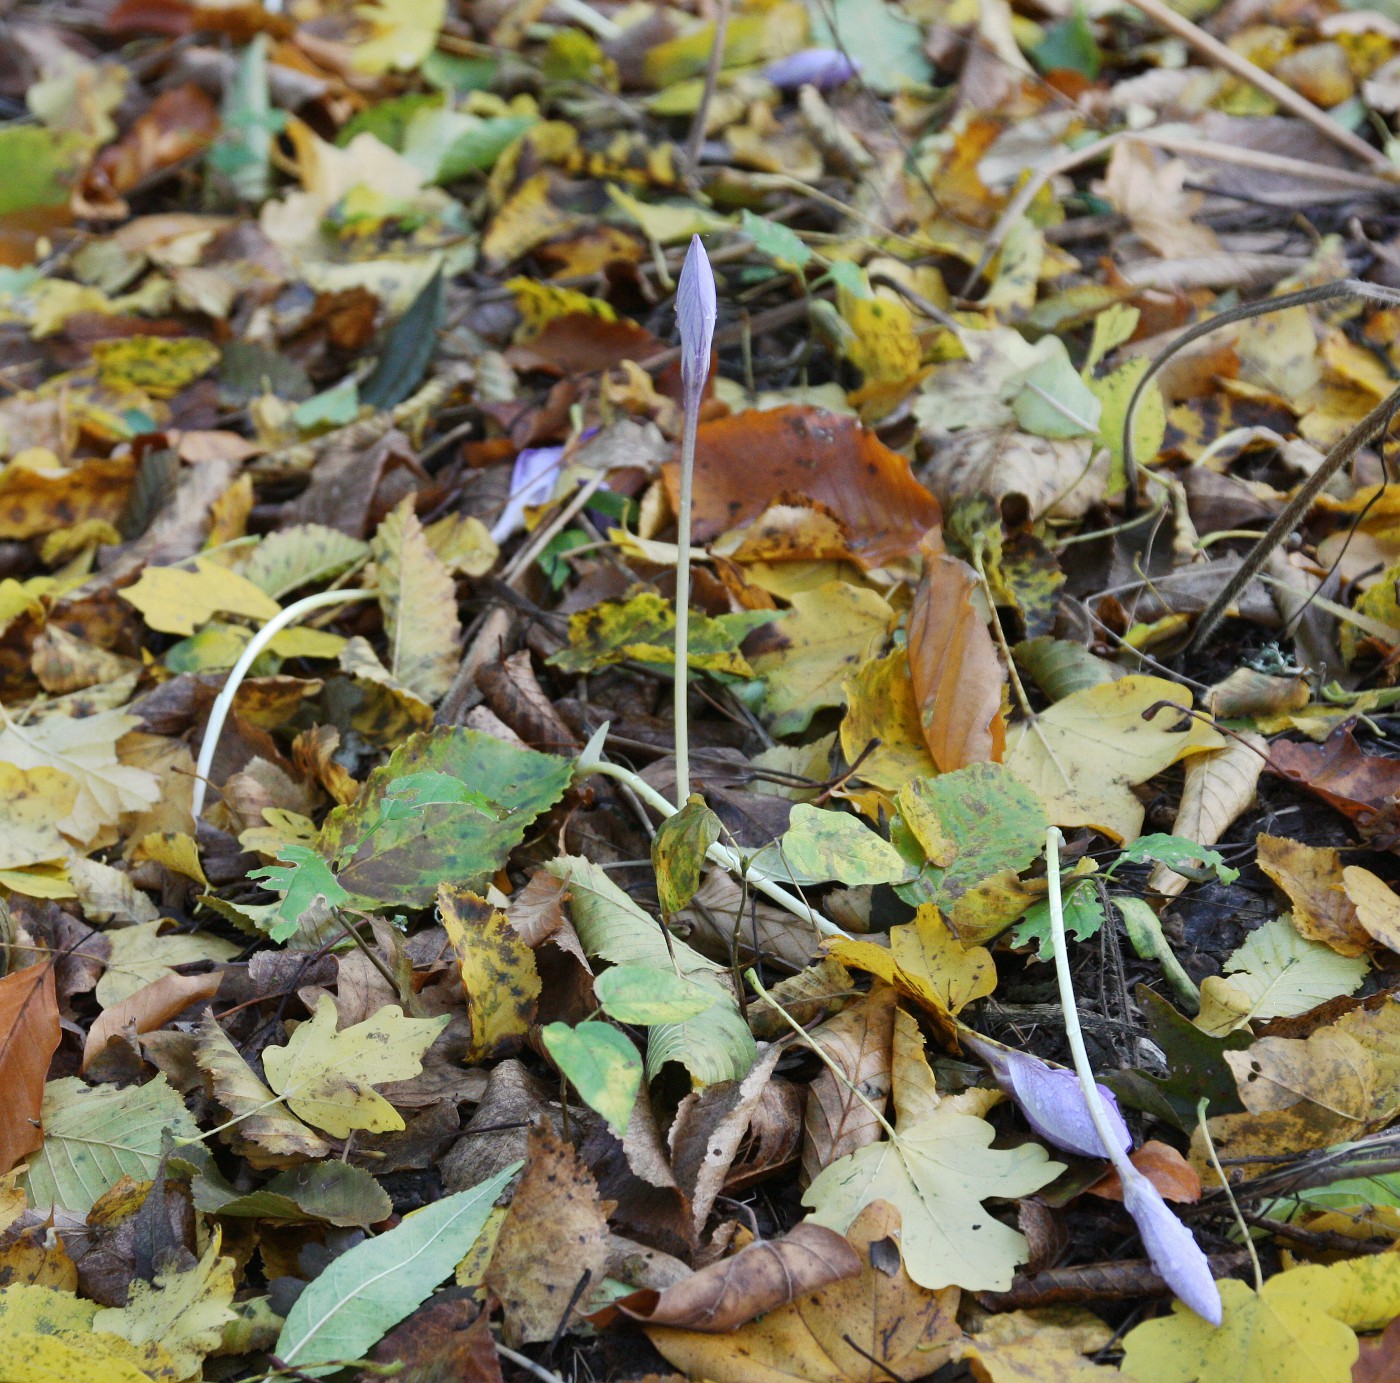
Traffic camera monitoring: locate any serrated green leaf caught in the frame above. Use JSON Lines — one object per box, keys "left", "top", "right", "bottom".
{"left": 274, "top": 1163, "right": 520, "bottom": 1374}
{"left": 1011, "top": 878, "right": 1106, "bottom": 960}
{"left": 249, "top": 845, "right": 350, "bottom": 943}
{"left": 243, "top": 524, "right": 369, "bottom": 600}
{"left": 1113, "top": 833, "right": 1239, "bottom": 884}
{"left": 542, "top": 1021, "right": 642, "bottom": 1135}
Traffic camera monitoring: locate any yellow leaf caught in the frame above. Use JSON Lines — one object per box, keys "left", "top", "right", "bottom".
{"left": 371, "top": 497, "right": 462, "bottom": 704}
{"left": 90, "top": 336, "right": 219, "bottom": 398}
{"left": 482, "top": 172, "right": 582, "bottom": 269}
{"left": 839, "top": 649, "right": 935, "bottom": 796}
{"left": 96, "top": 920, "right": 238, "bottom": 1008}
{"left": 1003, "top": 676, "right": 1224, "bottom": 843}
{"left": 0, "top": 763, "right": 76, "bottom": 871}
{"left": 1256, "top": 834, "right": 1369, "bottom": 956}
{"left": 1267, "top": 1253, "right": 1400, "bottom": 1334}
{"left": 120, "top": 557, "right": 281, "bottom": 636}
{"left": 1343, "top": 865, "right": 1400, "bottom": 954}
{"left": 839, "top": 286, "right": 925, "bottom": 416}
{"left": 0, "top": 1283, "right": 179, "bottom": 1383}
{"left": 507, "top": 277, "right": 615, "bottom": 340}
{"left": 94, "top": 1231, "right": 236, "bottom": 1378}
{"left": 0, "top": 707, "right": 159, "bottom": 846}
{"left": 1121, "top": 1276, "right": 1356, "bottom": 1383}
{"left": 0, "top": 1331, "right": 152, "bottom": 1383}
{"left": 439, "top": 885, "right": 541, "bottom": 1062}
{"left": 261, "top": 993, "right": 448, "bottom": 1137}
{"left": 131, "top": 830, "right": 207, "bottom": 885}
{"left": 0, "top": 863, "right": 74, "bottom": 898}
{"left": 423, "top": 512, "right": 499, "bottom": 578}
{"left": 605, "top": 184, "right": 729, "bottom": 245}
{"left": 351, "top": 0, "right": 447, "bottom": 73}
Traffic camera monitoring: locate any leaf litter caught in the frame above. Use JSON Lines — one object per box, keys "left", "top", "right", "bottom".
{"left": 4, "top": 0, "right": 1400, "bottom": 1378}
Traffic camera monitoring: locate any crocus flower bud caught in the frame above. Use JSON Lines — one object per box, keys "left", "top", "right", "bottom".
{"left": 1121, "top": 1169, "right": 1223, "bottom": 1325}
{"left": 763, "top": 48, "right": 860, "bottom": 91}
{"left": 676, "top": 234, "right": 717, "bottom": 420}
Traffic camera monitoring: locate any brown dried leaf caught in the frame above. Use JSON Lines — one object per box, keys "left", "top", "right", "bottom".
{"left": 82, "top": 969, "right": 222, "bottom": 1073}
{"left": 907, "top": 548, "right": 1007, "bottom": 771}
{"left": 648, "top": 1201, "right": 961, "bottom": 1383}
{"left": 485, "top": 1120, "right": 613, "bottom": 1346}
{"left": 0, "top": 965, "right": 60, "bottom": 1176}
{"left": 1268, "top": 724, "right": 1400, "bottom": 841}
{"left": 1258, "top": 834, "right": 1370, "bottom": 957}
{"left": 613, "top": 1222, "right": 860, "bottom": 1331}
{"left": 1085, "top": 1141, "right": 1202, "bottom": 1204}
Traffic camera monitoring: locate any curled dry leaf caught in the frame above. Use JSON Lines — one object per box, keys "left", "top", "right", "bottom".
{"left": 611, "top": 1221, "right": 860, "bottom": 1331}
{"left": 1268, "top": 724, "right": 1400, "bottom": 842}
{"left": 1086, "top": 1141, "right": 1203, "bottom": 1205}
{"left": 81, "top": 968, "right": 222, "bottom": 1073}
{"left": 0, "top": 965, "right": 61, "bottom": 1176}
{"left": 907, "top": 546, "right": 1007, "bottom": 772}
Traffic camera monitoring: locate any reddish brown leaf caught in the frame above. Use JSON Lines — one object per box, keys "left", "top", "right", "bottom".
{"left": 612, "top": 1222, "right": 860, "bottom": 1331}
{"left": 663, "top": 406, "right": 942, "bottom": 570}
{"left": 0, "top": 965, "right": 61, "bottom": 1176}
{"left": 907, "top": 547, "right": 1007, "bottom": 771}
{"left": 1354, "top": 1313, "right": 1400, "bottom": 1383}
{"left": 366, "top": 1297, "right": 503, "bottom": 1383}
{"left": 1085, "top": 1141, "right": 1202, "bottom": 1205}
{"left": 1268, "top": 723, "right": 1400, "bottom": 843}
{"left": 506, "top": 314, "right": 664, "bottom": 377}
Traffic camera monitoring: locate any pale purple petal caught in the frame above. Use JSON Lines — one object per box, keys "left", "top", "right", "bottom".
{"left": 763, "top": 49, "right": 860, "bottom": 90}
{"left": 963, "top": 1034, "right": 1132, "bottom": 1159}
{"left": 676, "top": 234, "right": 717, "bottom": 416}
{"left": 490, "top": 443, "right": 565, "bottom": 543}
{"left": 1121, "top": 1169, "right": 1223, "bottom": 1325}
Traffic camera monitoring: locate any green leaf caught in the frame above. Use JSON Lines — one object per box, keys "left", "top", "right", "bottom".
{"left": 545, "top": 855, "right": 757, "bottom": 1086}
{"left": 594, "top": 966, "right": 718, "bottom": 1025}
{"left": 753, "top": 803, "right": 914, "bottom": 887}
{"left": 402, "top": 107, "right": 536, "bottom": 182}
{"left": 0, "top": 127, "right": 88, "bottom": 215}
{"left": 1090, "top": 354, "right": 1165, "bottom": 494}
{"left": 250, "top": 845, "right": 350, "bottom": 944}
{"left": 1031, "top": 7, "right": 1102, "bottom": 79}
{"left": 210, "top": 35, "right": 280, "bottom": 202}
{"left": 1011, "top": 878, "right": 1106, "bottom": 961}
{"left": 1118, "top": 896, "right": 1201, "bottom": 1012}
{"left": 360, "top": 264, "right": 444, "bottom": 410}
{"left": 274, "top": 1163, "right": 520, "bottom": 1375}
{"left": 337, "top": 92, "right": 445, "bottom": 149}
{"left": 1112, "top": 833, "right": 1239, "bottom": 884}
{"left": 195, "top": 1161, "right": 391, "bottom": 1229}
{"left": 1013, "top": 636, "right": 1119, "bottom": 702}
{"left": 293, "top": 378, "right": 360, "bottom": 430}
{"left": 808, "top": 0, "right": 933, "bottom": 93}
{"left": 741, "top": 210, "right": 811, "bottom": 271}
{"left": 894, "top": 764, "right": 1048, "bottom": 931}
{"left": 1012, "top": 339, "right": 1102, "bottom": 439}
{"left": 23, "top": 1076, "right": 203, "bottom": 1216}
{"left": 826, "top": 259, "right": 868, "bottom": 297}
{"left": 383, "top": 770, "right": 499, "bottom": 817}
{"left": 651, "top": 795, "right": 722, "bottom": 915}
{"left": 317, "top": 728, "right": 573, "bottom": 910}
{"left": 1085, "top": 303, "right": 1139, "bottom": 372}
{"left": 541, "top": 1021, "right": 642, "bottom": 1135}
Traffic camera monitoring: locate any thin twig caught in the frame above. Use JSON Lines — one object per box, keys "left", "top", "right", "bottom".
{"left": 684, "top": 0, "right": 730, "bottom": 184}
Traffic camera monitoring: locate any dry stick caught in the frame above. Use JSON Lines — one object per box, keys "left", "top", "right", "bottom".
{"left": 1129, "top": 0, "right": 1389, "bottom": 170}
{"left": 1115, "top": 279, "right": 1400, "bottom": 653}
{"left": 684, "top": 0, "right": 731, "bottom": 185}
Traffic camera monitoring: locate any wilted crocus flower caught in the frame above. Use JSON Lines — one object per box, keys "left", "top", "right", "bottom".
{"left": 963, "top": 1032, "right": 1132, "bottom": 1160}
{"left": 1122, "top": 1169, "right": 1223, "bottom": 1326}
{"left": 489, "top": 443, "right": 565, "bottom": 544}
{"left": 763, "top": 48, "right": 860, "bottom": 91}
{"left": 676, "top": 234, "right": 717, "bottom": 418}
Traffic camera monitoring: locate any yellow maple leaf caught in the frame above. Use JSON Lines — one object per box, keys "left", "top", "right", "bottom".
{"left": 262, "top": 994, "right": 448, "bottom": 1137}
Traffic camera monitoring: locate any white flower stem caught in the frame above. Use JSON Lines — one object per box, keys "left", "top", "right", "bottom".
{"left": 673, "top": 401, "right": 698, "bottom": 807}
{"left": 1045, "top": 827, "right": 1138, "bottom": 1184}
{"left": 191, "top": 589, "right": 376, "bottom": 819}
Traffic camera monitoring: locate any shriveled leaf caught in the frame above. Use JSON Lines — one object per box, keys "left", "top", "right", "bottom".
{"left": 439, "top": 884, "right": 540, "bottom": 1060}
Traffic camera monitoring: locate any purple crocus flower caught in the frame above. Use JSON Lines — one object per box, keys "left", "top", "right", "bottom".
{"left": 490, "top": 443, "right": 565, "bottom": 544}
{"left": 963, "top": 1033, "right": 1133, "bottom": 1160}
{"left": 1122, "top": 1170, "right": 1223, "bottom": 1326}
{"left": 676, "top": 234, "right": 717, "bottom": 420}
{"left": 762, "top": 48, "right": 861, "bottom": 91}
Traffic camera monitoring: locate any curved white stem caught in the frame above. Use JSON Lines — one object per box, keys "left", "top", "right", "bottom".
{"left": 191, "top": 589, "right": 376, "bottom": 819}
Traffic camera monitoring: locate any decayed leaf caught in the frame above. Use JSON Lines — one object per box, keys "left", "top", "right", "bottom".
{"left": 486, "top": 1121, "right": 612, "bottom": 1346}
{"left": 0, "top": 965, "right": 60, "bottom": 1175}
{"left": 439, "top": 884, "right": 540, "bottom": 1061}
{"left": 1004, "top": 676, "right": 1225, "bottom": 843}
{"left": 93, "top": 1230, "right": 236, "bottom": 1378}
{"left": 1257, "top": 835, "right": 1370, "bottom": 957}
{"left": 261, "top": 994, "right": 448, "bottom": 1137}
{"left": 371, "top": 497, "right": 462, "bottom": 704}
{"left": 650, "top": 1201, "right": 960, "bottom": 1383}
{"left": 750, "top": 580, "right": 895, "bottom": 737}
{"left": 196, "top": 1013, "right": 331, "bottom": 1166}
{"left": 0, "top": 708, "right": 160, "bottom": 847}
{"left": 1148, "top": 736, "right": 1266, "bottom": 900}
{"left": 1267, "top": 724, "right": 1400, "bottom": 836}
{"left": 1195, "top": 917, "right": 1369, "bottom": 1036}
{"left": 839, "top": 648, "right": 935, "bottom": 795}
{"left": 613, "top": 1221, "right": 859, "bottom": 1331}
{"left": 953, "top": 1307, "right": 1119, "bottom": 1380}
{"left": 802, "top": 985, "right": 898, "bottom": 1183}
{"left": 907, "top": 550, "right": 1007, "bottom": 772}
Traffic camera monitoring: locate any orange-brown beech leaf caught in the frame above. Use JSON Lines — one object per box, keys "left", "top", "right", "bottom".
{"left": 0, "top": 965, "right": 60, "bottom": 1176}
{"left": 79, "top": 86, "right": 221, "bottom": 215}
{"left": 81, "top": 969, "right": 222, "bottom": 1073}
{"left": 801, "top": 986, "right": 897, "bottom": 1185}
{"left": 1354, "top": 1314, "right": 1400, "bottom": 1383}
{"left": 663, "top": 406, "right": 942, "bottom": 570}
{"left": 647, "top": 1202, "right": 961, "bottom": 1383}
{"left": 485, "top": 1120, "right": 613, "bottom": 1346}
{"left": 1268, "top": 724, "right": 1400, "bottom": 844}
{"left": 612, "top": 1221, "right": 860, "bottom": 1331}
{"left": 1085, "top": 1141, "right": 1202, "bottom": 1205}
{"left": 907, "top": 548, "right": 1007, "bottom": 772}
